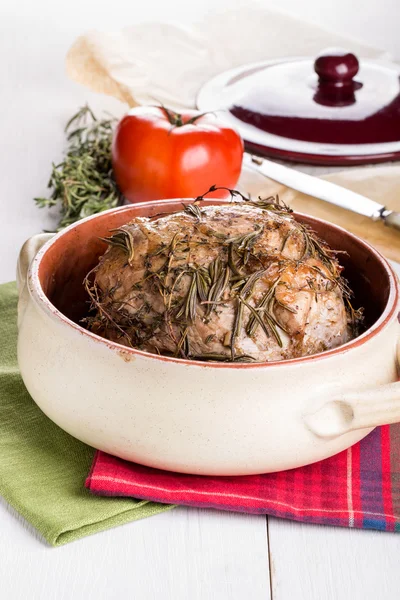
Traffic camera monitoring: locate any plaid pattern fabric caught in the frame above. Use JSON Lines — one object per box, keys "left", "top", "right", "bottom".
{"left": 87, "top": 425, "right": 400, "bottom": 532}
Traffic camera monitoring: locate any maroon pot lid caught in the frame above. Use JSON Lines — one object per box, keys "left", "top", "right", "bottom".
{"left": 197, "top": 50, "right": 400, "bottom": 165}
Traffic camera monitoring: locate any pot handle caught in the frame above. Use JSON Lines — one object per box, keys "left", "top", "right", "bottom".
{"left": 304, "top": 381, "right": 400, "bottom": 438}
{"left": 16, "top": 233, "right": 54, "bottom": 327}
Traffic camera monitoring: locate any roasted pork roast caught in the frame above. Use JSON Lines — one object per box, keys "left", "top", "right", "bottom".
{"left": 85, "top": 198, "right": 360, "bottom": 362}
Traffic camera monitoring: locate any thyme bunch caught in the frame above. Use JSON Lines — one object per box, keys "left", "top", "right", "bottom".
{"left": 35, "top": 106, "right": 122, "bottom": 231}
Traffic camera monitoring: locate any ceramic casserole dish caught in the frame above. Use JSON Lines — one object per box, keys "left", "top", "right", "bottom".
{"left": 16, "top": 199, "right": 400, "bottom": 475}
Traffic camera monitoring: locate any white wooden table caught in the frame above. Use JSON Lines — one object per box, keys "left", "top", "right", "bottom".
{"left": 2, "top": 2, "right": 400, "bottom": 598}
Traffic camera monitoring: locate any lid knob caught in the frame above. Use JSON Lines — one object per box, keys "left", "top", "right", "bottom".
{"left": 314, "top": 50, "right": 360, "bottom": 86}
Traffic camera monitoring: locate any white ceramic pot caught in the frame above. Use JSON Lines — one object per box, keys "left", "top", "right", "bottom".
{"left": 16, "top": 200, "right": 400, "bottom": 475}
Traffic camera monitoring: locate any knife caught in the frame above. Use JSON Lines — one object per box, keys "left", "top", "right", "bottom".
{"left": 243, "top": 154, "right": 400, "bottom": 231}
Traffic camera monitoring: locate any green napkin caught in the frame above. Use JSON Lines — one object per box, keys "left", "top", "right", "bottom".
{"left": 0, "top": 282, "right": 173, "bottom": 546}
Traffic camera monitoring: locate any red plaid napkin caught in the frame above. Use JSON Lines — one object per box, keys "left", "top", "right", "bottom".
{"left": 86, "top": 424, "right": 400, "bottom": 532}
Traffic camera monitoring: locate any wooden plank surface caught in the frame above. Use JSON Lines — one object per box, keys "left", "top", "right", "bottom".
{"left": 0, "top": 498, "right": 271, "bottom": 600}
{"left": 268, "top": 518, "right": 400, "bottom": 600}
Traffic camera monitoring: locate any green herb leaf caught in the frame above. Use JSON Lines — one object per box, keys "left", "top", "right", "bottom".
{"left": 102, "top": 228, "right": 135, "bottom": 265}
{"left": 34, "top": 105, "right": 122, "bottom": 231}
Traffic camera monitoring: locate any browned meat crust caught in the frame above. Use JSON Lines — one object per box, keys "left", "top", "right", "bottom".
{"left": 86, "top": 199, "right": 356, "bottom": 362}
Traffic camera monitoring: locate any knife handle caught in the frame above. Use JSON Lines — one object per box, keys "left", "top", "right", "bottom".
{"left": 243, "top": 154, "right": 384, "bottom": 220}
{"left": 384, "top": 211, "right": 400, "bottom": 231}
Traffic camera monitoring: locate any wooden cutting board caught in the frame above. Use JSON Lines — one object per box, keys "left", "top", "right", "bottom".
{"left": 239, "top": 165, "right": 400, "bottom": 263}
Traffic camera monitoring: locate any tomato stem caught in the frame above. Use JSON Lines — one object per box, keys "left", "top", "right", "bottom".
{"left": 159, "top": 106, "right": 212, "bottom": 128}
{"left": 185, "top": 112, "right": 213, "bottom": 125}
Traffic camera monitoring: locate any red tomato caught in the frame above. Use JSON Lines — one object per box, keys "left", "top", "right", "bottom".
{"left": 112, "top": 106, "right": 244, "bottom": 202}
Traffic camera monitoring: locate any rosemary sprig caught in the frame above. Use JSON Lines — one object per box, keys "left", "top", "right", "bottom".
{"left": 298, "top": 223, "right": 339, "bottom": 275}
{"left": 35, "top": 105, "right": 122, "bottom": 231}
{"left": 230, "top": 297, "right": 245, "bottom": 360}
{"left": 246, "top": 278, "right": 285, "bottom": 346}
{"left": 239, "top": 296, "right": 271, "bottom": 340}
{"left": 102, "top": 228, "right": 135, "bottom": 265}
{"left": 196, "top": 267, "right": 211, "bottom": 302}
{"left": 184, "top": 203, "right": 203, "bottom": 221}
{"left": 205, "top": 259, "right": 230, "bottom": 317}
{"left": 346, "top": 299, "right": 364, "bottom": 337}
{"left": 228, "top": 243, "right": 242, "bottom": 276}
{"left": 194, "top": 185, "right": 292, "bottom": 216}
{"left": 227, "top": 224, "right": 263, "bottom": 249}
{"left": 176, "top": 272, "right": 198, "bottom": 321}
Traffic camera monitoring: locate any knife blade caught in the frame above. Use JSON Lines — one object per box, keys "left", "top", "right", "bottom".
{"left": 243, "top": 153, "right": 400, "bottom": 231}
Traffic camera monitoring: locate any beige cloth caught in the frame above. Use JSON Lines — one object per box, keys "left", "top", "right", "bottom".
{"left": 66, "top": 4, "right": 386, "bottom": 109}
